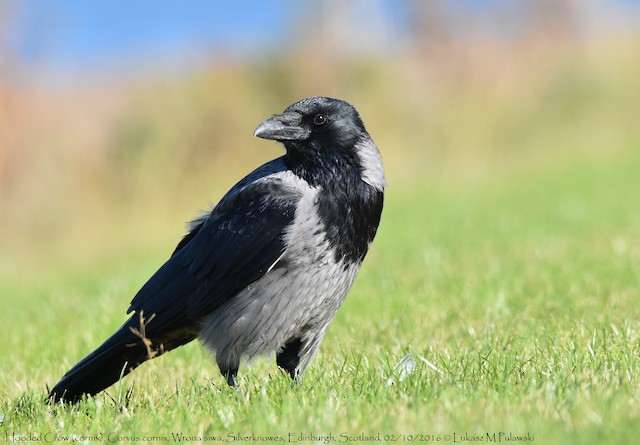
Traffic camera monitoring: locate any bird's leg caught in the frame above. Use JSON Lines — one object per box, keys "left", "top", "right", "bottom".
{"left": 221, "top": 367, "right": 239, "bottom": 388}
{"left": 227, "top": 372, "right": 238, "bottom": 388}
{"left": 276, "top": 338, "right": 302, "bottom": 380}
{"left": 225, "top": 368, "right": 245, "bottom": 398}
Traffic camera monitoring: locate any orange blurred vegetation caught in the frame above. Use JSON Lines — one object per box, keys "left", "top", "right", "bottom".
{"left": 1, "top": 3, "right": 639, "bottom": 272}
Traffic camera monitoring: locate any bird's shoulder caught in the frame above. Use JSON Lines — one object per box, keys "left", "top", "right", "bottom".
{"left": 173, "top": 157, "right": 310, "bottom": 257}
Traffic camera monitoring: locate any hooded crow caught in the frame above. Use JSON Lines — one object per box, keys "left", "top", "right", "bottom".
{"left": 49, "top": 96, "right": 385, "bottom": 403}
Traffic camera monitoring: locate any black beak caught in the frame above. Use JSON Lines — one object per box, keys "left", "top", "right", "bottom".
{"left": 254, "top": 112, "right": 310, "bottom": 141}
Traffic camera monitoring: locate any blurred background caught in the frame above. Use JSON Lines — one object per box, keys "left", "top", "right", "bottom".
{"left": 1, "top": 0, "right": 640, "bottom": 276}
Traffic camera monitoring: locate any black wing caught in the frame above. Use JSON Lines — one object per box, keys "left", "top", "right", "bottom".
{"left": 126, "top": 177, "right": 299, "bottom": 337}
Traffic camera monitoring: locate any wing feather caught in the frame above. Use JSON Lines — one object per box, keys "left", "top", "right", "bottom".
{"left": 125, "top": 171, "right": 300, "bottom": 338}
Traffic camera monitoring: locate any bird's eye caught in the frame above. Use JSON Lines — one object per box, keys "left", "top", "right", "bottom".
{"left": 313, "top": 113, "right": 327, "bottom": 126}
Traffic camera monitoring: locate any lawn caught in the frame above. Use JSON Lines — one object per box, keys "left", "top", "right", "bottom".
{"left": 1, "top": 147, "right": 639, "bottom": 444}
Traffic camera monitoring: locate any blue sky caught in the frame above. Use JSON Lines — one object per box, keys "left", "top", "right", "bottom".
{"left": 8, "top": 1, "right": 304, "bottom": 73}
{"left": 5, "top": 0, "right": 640, "bottom": 84}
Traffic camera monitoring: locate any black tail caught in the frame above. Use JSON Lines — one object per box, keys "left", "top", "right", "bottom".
{"left": 48, "top": 314, "right": 196, "bottom": 404}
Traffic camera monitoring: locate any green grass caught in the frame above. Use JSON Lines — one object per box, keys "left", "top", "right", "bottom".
{"left": 2, "top": 149, "right": 640, "bottom": 444}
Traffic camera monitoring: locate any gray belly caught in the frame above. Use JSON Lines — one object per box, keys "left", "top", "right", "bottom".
{"left": 198, "top": 254, "right": 360, "bottom": 370}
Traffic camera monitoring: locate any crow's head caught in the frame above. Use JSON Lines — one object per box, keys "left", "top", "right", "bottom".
{"left": 254, "top": 97, "right": 367, "bottom": 153}
{"left": 255, "top": 97, "right": 385, "bottom": 191}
